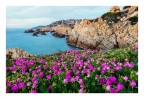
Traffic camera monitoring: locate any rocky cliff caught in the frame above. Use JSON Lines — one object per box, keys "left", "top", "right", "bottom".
{"left": 67, "top": 6, "right": 138, "bottom": 50}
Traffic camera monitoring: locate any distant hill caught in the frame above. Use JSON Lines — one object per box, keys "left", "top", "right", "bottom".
{"left": 32, "top": 25, "right": 44, "bottom": 30}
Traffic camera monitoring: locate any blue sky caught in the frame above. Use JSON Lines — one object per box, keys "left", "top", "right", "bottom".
{"left": 7, "top": 6, "right": 123, "bottom": 28}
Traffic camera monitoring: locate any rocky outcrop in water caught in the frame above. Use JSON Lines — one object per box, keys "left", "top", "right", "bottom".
{"left": 52, "top": 32, "right": 65, "bottom": 38}
{"left": 32, "top": 29, "right": 46, "bottom": 36}
{"left": 25, "top": 29, "right": 34, "bottom": 33}
{"left": 67, "top": 6, "right": 138, "bottom": 50}
{"left": 25, "top": 19, "right": 81, "bottom": 37}
{"left": 6, "top": 48, "right": 34, "bottom": 59}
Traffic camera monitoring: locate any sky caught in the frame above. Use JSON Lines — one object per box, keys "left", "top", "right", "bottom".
{"left": 7, "top": 6, "right": 123, "bottom": 28}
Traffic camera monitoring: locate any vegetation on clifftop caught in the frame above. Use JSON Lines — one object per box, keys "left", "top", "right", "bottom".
{"left": 101, "top": 12, "right": 124, "bottom": 23}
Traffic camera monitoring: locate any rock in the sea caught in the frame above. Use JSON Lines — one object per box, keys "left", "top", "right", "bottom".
{"left": 33, "top": 32, "right": 38, "bottom": 36}
{"left": 25, "top": 29, "right": 34, "bottom": 33}
{"left": 52, "top": 32, "right": 65, "bottom": 38}
{"left": 41, "top": 31, "right": 46, "bottom": 35}
{"left": 6, "top": 48, "right": 33, "bottom": 59}
{"left": 51, "top": 25, "right": 72, "bottom": 35}
{"left": 28, "top": 19, "right": 81, "bottom": 37}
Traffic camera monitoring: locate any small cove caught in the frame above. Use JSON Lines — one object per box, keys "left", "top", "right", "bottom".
{"left": 6, "top": 28, "right": 80, "bottom": 55}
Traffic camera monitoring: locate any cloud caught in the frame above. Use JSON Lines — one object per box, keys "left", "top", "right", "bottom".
{"left": 6, "top": 6, "right": 124, "bottom": 28}
{"left": 7, "top": 18, "right": 57, "bottom": 28}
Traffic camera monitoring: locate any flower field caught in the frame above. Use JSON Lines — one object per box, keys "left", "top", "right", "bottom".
{"left": 6, "top": 45, "right": 138, "bottom": 93}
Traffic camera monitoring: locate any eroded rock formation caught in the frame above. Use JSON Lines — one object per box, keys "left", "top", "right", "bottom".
{"left": 109, "top": 6, "right": 120, "bottom": 13}
{"left": 6, "top": 48, "right": 34, "bottom": 59}
{"left": 67, "top": 6, "right": 138, "bottom": 50}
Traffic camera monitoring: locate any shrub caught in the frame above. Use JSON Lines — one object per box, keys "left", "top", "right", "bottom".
{"left": 101, "top": 12, "right": 123, "bottom": 23}
{"left": 129, "top": 16, "right": 138, "bottom": 25}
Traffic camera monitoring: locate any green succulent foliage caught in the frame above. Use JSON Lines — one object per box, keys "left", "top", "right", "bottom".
{"left": 6, "top": 46, "right": 138, "bottom": 93}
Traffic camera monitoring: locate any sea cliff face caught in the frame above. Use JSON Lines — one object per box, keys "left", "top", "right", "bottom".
{"left": 67, "top": 6, "right": 138, "bottom": 50}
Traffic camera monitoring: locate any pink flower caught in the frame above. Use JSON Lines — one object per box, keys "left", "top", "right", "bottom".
{"left": 110, "top": 88, "right": 117, "bottom": 93}
{"left": 32, "top": 77, "right": 36, "bottom": 82}
{"left": 104, "top": 58, "right": 109, "bottom": 62}
{"left": 128, "top": 62, "right": 134, "bottom": 68}
{"left": 44, "top": 65, "right": 48, "bottom": 69}
{"left": 27, "top": 82, "right": 31, "bottom": 86}
{"left": 97, "top": 67, "right": 101, "bottom": 71}
{"left": 124, "top": 62, "right": 129, "bottom": 67}
{"left": 19, "top": 82, "right": 25, "bottom": 89}
{"left": 76, "top": 70, "right": 80, "bottom": 74}
{"left": 63, "top": 79, "right": 68, "bottom": 83}
{"left": 17, "top": 78, "right": 21, "bottom": 82}
{"left": 11, "top": 85, "right": 19, "bottom": 92}
{"left": 39, "top": 71, "right": 44, "bottom": 77}
{"left": 106, "top": 85, "right": 111, "bottom": 91}
{"left": 130, "top": 81, "right": 136, "bottom": 88}
{"left": 57, "top": 70, "right": 62, "bottom": 76}
{"left": 32, "top": 83, "right": 37, "bottom": 88}
{"left": 75, "top": 76, "right": 80, "bottom": 80}
{"left": 116, "top": 83, "right": 124, "bottom": 91}
{"left": 65, "top": 75, "right": 71, "bottom": 81}
{"left": 109, "top": 76, "right": 117, "bottom": 83}
{"left": 46, "top": 75, "right": 51, "bottom": 80}
{"left": 106, "top": 79, "right": 112, "bottom": 85}
{"left": 31, "top": 90, "right": 37, "bottom": 93}
{"left": 47, "top": 85, "right": 52, "bottom": 91}
{"left": 123, "top": 76, "right": 128, "bottom": 81}
{"left": 88, "top": 64, "right": 95, "bottom": 71}
{"left": 116, "top": 65, "right": 122, "bottom": 70}
{"left": 99, "top": 78, "right": 105, "bottom": 85}
{"left": 80, "top": 83, "right": 85, "bottom": 88}
{"left": 78, "top": 79, "right": 83, "bottom": 84}
{"left": 110, "top": 69, "right": 114, "bottom": 73}
{"left": 70, "top": 76, "right": 75, "bottom": 83}
{"left": 79, "top": 88, "right": 84, "bottom": 93}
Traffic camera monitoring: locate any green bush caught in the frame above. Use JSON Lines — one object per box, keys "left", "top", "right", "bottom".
{"left": 129, "top": 16, "right": 138, "bottom": 25}
{"left": 101, "top": 12, "right": 123, "bottom": 23}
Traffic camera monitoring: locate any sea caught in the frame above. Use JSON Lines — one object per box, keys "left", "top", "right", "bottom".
{"left": 6, "top": 28, "right": 80, "bottom": 55}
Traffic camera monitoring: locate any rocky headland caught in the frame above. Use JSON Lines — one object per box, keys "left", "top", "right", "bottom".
{"left": 25, "top": 6, "right": 138, "bottom": 50}
{"left": 67, "top": 6, "right": 138, "bottom": 50}
{"left": 25, "top": 19, "right": 81, "bottom": 37}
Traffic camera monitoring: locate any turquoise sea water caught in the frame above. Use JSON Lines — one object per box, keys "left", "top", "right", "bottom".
{"left": 6, "top": 28, "right": 80, "bottom": 55}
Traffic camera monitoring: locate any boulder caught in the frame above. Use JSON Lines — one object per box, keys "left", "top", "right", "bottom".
{"left": 6, "top": 48, "right": 33, "bottom": 59}
{"left": 109, "top": 6, "right": 121, "bottom": 13}
{"left": 128, "top": 6, "right": 138, "bottom": 14}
